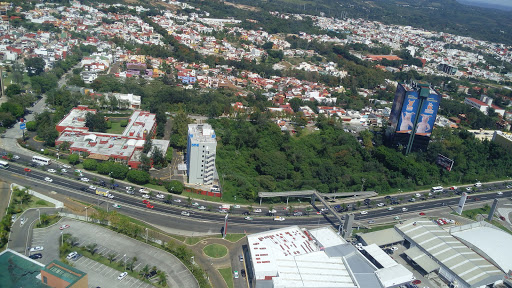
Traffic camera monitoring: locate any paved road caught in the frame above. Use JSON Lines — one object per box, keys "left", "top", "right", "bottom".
{"left": 1, "top": 165, "right": 511, "bottom": 235}
{"left": 8, "top": 207, "right": 58, "bottom": 255}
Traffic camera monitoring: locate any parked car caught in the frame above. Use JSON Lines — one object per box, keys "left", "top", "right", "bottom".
{"left": 29, "top": 246, "right": 44, "bottom": 252}
{"left": 241, "top": 269, "right": 246, "bottom": 277}
{"left": 29, "top": 253, "right": 42, "bottom": 259}
{"left": 66, "top": 251, "right": 78, "bottom": 260}
{"left": 118, "top": 272, "right": 128, "bottom": 280}
{"left": 59, "top": 224, "right": 70, "bottom": 230}
{"left": 233, "top": 270, "right": 239, "bottom": 279}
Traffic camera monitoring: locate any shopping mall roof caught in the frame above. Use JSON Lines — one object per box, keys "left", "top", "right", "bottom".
{"left": 403, "top": 246, "right": 440, "bottom": 273}
{"left": 357, "top": 228, "right": 404, "bottom": 247}
{"left": 0, "top": 249, "right": 45, "bottom": 288}
{"left": 395, "top": 219, "right": 503, "bottom": 287}
{"left": 363, "top": 244, "right": 397, "bottom": 268}
{"left": 450, "top": 221, "right": 512, "bottom": 273}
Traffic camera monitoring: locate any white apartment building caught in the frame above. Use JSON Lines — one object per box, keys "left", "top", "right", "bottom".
{"left": 186, "top": 124, "right": 217, "bottom": 185}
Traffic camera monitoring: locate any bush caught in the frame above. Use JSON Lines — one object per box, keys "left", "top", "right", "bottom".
{"left": 26, "top": 121, "right": 37, "bottom": 131}
{"left": 96, "top": 162, "right": 129, "bottom": 179}
{"left": 166, "top": 147, "right": 173, "bottom": 163}
{"left": 83, "top": 159, "right": 98, "bottom": 171}
{"left": 68, "top": 154, "right": 79, "bottom": 165}
{"left": 120, "top": 120, "right": 128, "bottom": 127}
{"left": 126, "top": 170, "right": 150, "bottom": 185}
{"left": 165, "top": 180, "right": 184, "bottom": 194}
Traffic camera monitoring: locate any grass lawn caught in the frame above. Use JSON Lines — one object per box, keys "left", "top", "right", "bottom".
{"left": 185, "top": 233, "right": 246, "bottom": 245}
{"left": 460, "top": 205, "right": 490, "bottom": 220}
{"left": 203, "top": 244, "right": 228, "bottom": 258}
{"left": 354, "top": 224, "right": 396, "bottom": 234}
{"left": 218, "top": 267, "right": 234, "bottom": 288}
{"left": 106, "top": 121, "right": 125, "bottom": 134}
{"left": 144, "top": 183, "right": 167, "bottom": 192}
{"left": 222, "top": 234, "right": 246, "bottom": 242}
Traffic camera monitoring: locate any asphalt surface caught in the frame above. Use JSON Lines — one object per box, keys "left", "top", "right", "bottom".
{"left": 2, "top": 162, "right": 512, "bottom": 235}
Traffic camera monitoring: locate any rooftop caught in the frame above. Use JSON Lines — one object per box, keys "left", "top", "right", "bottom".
{"left": 450, "top": 221, "right": 512, "bottom": 273}
{"left": 357, "top": 228, "right": 404, "bottom": 247}
{"left": 0, "top": 249, "right": 46, "bottom": 288}
{"left": 42, "top": 260, "right": 86, "bottom": 286}
{"left": 188, "top": 124, "right": 217, "bottom": 143}
{"left": 56, "top": 105, "right": 96, "bottom": 131}
{"left": 122, "top": 110, "right": 156, "bottom": 138}
{"left": 395, "top": 219, "right": 503, "bottom": 287}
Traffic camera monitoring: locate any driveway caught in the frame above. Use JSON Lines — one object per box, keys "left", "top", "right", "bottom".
{"left": 57, "top": 218, "right": 198, "bottom": 288}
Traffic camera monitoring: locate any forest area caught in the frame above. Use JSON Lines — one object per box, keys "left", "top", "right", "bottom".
{"left": 211, "top": 115, "right": 512, "bottom": 201}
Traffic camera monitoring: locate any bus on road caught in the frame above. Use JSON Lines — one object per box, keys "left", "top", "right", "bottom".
{"left": 0, "top": 160, "right": 9, "bottom": 169}
{"left": 32, "top": 155, "right": 51, "bottom": 166}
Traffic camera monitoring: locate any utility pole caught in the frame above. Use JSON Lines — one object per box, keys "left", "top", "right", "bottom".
{"left": 0, "top": 64, "right": 3, "bottom": 99}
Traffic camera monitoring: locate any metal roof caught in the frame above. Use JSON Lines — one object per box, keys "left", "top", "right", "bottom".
{"left": 403, "top": 246, "right": 440, "bottom": 273}
{"left": 450, "top": 222, "right": 512, "bottom": 273}
{"left": 396, "top": 219, "right": 503, "bottom": 287}
{"left": 357, "top": 229, "right": 404, "bottom": 247}
{"left": 363, "top": 244, "right": 397, "bottom": 268}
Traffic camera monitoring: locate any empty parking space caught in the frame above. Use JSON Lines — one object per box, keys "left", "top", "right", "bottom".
{"left": 74, "top": 256, "right": 152, "bottom": 288}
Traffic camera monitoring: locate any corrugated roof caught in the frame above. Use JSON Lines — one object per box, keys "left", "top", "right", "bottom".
{"left": 396, "top": 219, "right": 503, "bottom": 287}
{"left": 357, "top": 229, "right": 404, "bottom": 247}
{"left": 404, "top": 246, "right": 440, "bottom": 273}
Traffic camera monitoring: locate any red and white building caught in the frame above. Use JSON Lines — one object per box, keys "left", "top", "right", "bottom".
{"left": 464, "top": 96, "right": 505, "bottom": 116}
{"left": 55, "top": 107, "right": 168, "bottom": 169}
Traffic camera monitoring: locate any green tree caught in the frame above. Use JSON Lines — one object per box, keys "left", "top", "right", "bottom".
{"left": 26, "top": 121, "right": 37, "bottom": 131}
{"left": 83, "top": 159, "right": 98, "bottom": 170}
{"left": 68, "top": 154, "right": 79, "bottom": 165}
{"left": 86, "top": 243, "right": 98, "bottom": 255}
{"left": 140, "top": 264, "right": 150, "bottom": 279}
{"left": 5, "top": 84, "right": 21, "bottom": 98}
{"left": 24, "top": 57, "right": 46, "bottom": 76}
{"left": 126, "top": 170, "right": 150, "bottom": 185}
{"left": 0, "top": 102, "right": 24, "bottom": 118}
{"left": 157, "top": 271, "right": 167, "bottom": 285}
{"left": 165, "top": 180, "right": 184, "bottom": 194}
{"left": 107, "top": 253, "right": 116, "bottom": 263}
{"left": 151, "top": 147, "right": 166, "bottom": 167}
{"left": 85, "top": 112, "right": 107, "bottom": 132}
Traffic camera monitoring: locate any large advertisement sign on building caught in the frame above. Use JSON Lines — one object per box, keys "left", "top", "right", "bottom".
{"left": 414, "top": 93, "right": 441, "bottom": 137}
{"left": 436, "top": 154, "right": 454, "bottom": 171}
{"left": 396, "top": 91, "right": 420, "bottom": 134}
{"left": 389, "top": 83, "right": 406, "bottom": 131}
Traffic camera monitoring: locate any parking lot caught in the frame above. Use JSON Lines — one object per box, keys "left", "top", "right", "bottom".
{"left": 74, "top": 256, "right": 151, "bottom": 288}
{"left": 31, "top": 218, "right": 198, "bottom": 288}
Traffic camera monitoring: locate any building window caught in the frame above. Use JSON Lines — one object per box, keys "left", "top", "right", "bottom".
{"left": 43, "top": 276, "right": 47, "bottom": 284}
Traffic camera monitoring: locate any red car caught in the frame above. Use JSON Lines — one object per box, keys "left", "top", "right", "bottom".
{"left": 412, "top": 279, "right": 421, "bottom": 285}
{"left": 419, "top": 212, "right": 425, "bottom": 216}
{"left": 146, "top": 204, "right": 154, "bottom": 209}
{"left": 143, "top": 200, "right": 150, "bottom": 204}
{"left": 24, "top": 168, "right": 31, "bottom": 172}
{"left": 2, "top": 155, "right": 10, "bottom": 160}
{"left": 500, "top": 216, "right": 506, "bottom": 221}
{"left": 59, "top": 224, "right": 70, "bottom": 230}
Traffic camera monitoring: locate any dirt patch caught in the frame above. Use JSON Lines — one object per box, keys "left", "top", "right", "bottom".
{"left": 224, "top": 1, "right": 261, "bottom": 12}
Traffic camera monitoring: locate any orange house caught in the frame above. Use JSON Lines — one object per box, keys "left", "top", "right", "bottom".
{"left": 41, "top": 260, "right": 88, "bottom": 288}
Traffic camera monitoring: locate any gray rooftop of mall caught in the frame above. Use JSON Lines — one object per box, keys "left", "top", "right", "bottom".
{"left": 395, "top": 219, "right": 503, "bottom": 287}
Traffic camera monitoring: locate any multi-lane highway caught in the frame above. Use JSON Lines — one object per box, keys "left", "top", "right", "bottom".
{"left": 2, "top": 157, "right": 512, "bottom": 234}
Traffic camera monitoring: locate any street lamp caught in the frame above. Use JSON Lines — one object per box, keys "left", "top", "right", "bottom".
{"left": 61, "top": 232, "right": 63, "bottom": 246}
{"left": 145, "top": 228, "right": 148, "bottom": 243}
{"left": 37, "top": 209, "right": 41, "bottom": 225}
{"left": 84, "top": 206, "right": 89, "bottom": 222}
{"left": 124, "top": 254, "right": 127, "bottom": 271}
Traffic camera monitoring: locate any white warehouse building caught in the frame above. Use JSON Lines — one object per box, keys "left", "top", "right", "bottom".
{"left": 186, "top": 124, "right": 217, "bottom": 185}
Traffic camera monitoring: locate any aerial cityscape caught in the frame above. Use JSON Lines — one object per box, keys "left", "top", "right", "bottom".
{"left": 0, "top": 0, "right": 511, "bottom": 288}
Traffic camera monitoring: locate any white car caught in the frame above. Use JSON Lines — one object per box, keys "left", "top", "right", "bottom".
{"left": 112, "top": 204, "right": 121, "bottom": 209}
{"left": 118, "top": 272, "right": 128, "bottom": 280}
{"left": 198, "top": 206, "right": 206, "bottom": 210}
{"left": 107, "top": 194, "right": 115, "bottom": 199}
{"left": 29, "top": 246, "right": 44, "bottom": 252}
{"left": 234, "top": 270, "right": 239, "bottom": 279}
{"left": 377, "top": 203, "right": 385, "bottom": 207}
{"left": 245, "top": 216, "right": 253, "bottom": 221}
{"left": 394, "top": 216, "right": 401, "bottom": 220}
{"left": 66, "top": 251, "right": 78, "bottom": 260}
{"left": 474, "top": 182, "right": 482, "bottom": 187}
{"left": 415, "top": 193, "right": 421, "bottom": 197}
{"left": 181, "top": 211, "right": 190, "bottom": 216}
{"left": 80, "top": 177, "right": 90, "bottom": 182}
{"left": 44, "top": 177, "right": 53, "bottom": 182}
{"left": 139, "top": 188, "right": 147, "bottom": 193}
{"left": 234, "top": 205, "right": 241, "bottom": 209}
{"left": 47, "top": 169, "right": 56, "bottom": 173}
{"left": 142, "top": 194, "right": 150, "bottom": 199}
{"left": 497, "top": 191, "right": 503, "bottom": 195}
{"left": 253, "top": 208, "right": 262, "bottom": 213}
{"left": 12, "top": 155, "right": 20, "bottom": 160}
{"left": 62, "top": 164, "right": 71, "bottom": 169}
{"left": 402, "top": 207, "right": 408, "bottom": 212}
{"left": 192, "top": 202, "right": 199, "bottom": 206}
{"left": 387, "top": 207, "right": 394, "bottom": 211}
{"left": 156, "top": 194, "right": 164, "bottom": 199}
{"left": 174, "top": 199, "right": 182, "bottom": 203}
{"left": 269, "top": 209, "right": 277, "bottom": 214}
{"left": 466, "top": 187, "right": 472, "bottom": 191}
{"left": 360, "top": 211, "right": 368, "bottom": 215}
{"left": 88, "top": 185, "right": 96, "bottom": 190}
{"left": 126, "top": 186, "right": 133, "bottom": 191}
{"left": 60, "top": 169, "right": 67, "bottom": 173}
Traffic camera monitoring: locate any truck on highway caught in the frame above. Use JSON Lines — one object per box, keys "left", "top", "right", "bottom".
{"left": 96, "top": 188, "right": 110, "bottom": 197}
{"left": 218, "top": 204, "right": 230, "bottom": 211}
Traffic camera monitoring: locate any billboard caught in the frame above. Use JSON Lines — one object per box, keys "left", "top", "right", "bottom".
{"left": 436, "top": 154, "right": 454, "bottom": 171}
{"left": 396, "top": 91, "right": 419, "bottom": 134}
{"left": 455, "top": 192, "right": 468, "bottom": 215}
{"left": 414, "top": 93, "right": 441, "bottom": 137}
{"left": 389, "top": 83, "right": 406, "bottom": 131}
